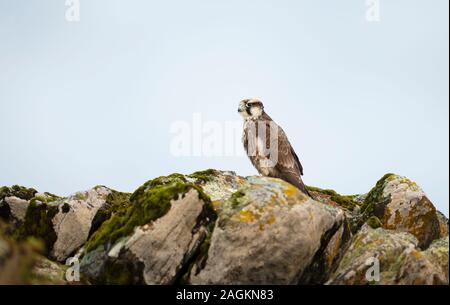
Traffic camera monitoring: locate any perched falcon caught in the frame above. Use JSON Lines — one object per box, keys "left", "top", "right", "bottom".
{"left": 238, "top": 98, "right": 311, "bottom": 197}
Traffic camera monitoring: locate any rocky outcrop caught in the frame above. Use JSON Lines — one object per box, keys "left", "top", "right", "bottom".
{"left": 0, "top": 170, "right": 448, "bottom": 285}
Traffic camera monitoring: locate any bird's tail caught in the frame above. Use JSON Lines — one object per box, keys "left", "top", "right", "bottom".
{"left": 295, "top": 176, "right": 312, "bottom": 198}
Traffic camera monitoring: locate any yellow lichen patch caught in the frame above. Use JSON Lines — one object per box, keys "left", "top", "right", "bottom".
{"left": 259, "top": 223, "right": 265, "bottom": 231}
{"left": 283, "top": 184, "right": 298, "bottom": 199}
{"left": 238, "top": 210, "right": 257, "bottom": 222}
{"left": 212, "top": 200, "right": 223, "bottom": 212}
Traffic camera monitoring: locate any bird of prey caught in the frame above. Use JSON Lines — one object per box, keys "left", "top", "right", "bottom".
{"left": 238, "top": 98, "right": 311, "bottom": 197}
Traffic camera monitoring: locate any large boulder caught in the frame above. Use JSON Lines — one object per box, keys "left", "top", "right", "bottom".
{"left": 0, "top": 186, "right": 38, "bottom": 225}
{"left": 189, "top": 176, "right": 345, "bottom": 285}
{"left": 16, "top": 186, "right": 130, "bottom": 262}
{"left": 359, "top": 174, "right": 440, "bottom": 249}
{"left": 80, "top": 176, "right": 217, "bottom": 285}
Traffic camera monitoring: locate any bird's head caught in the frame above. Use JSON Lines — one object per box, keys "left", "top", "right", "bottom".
{"left": 238, "top": 98, "right": 264, "bottom": 120}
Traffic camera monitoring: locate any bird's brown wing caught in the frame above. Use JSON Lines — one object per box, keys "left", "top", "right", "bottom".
{"left": 273, "top": 126, "right": 302, "bottom": 176}
{"left": 242, "top": 122, "right": 260, "bottom": 170}
{"left": 273, "top": 125, "right": 309, "bottom": 195}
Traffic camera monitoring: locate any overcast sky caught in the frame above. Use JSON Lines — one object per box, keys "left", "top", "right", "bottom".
{"left": 0, "top": 0, "right": 448, "bottom": 215}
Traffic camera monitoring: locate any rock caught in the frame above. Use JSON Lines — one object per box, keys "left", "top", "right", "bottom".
{"left": 187, "top": 170, "right": 247, "bottom": 210}
{"left": 1, "top": 171, "right": 447, "bottom": 285}
{"left": 50, "top": 187, "right": 115, "bottom": 262}
{"left": 299, "top": 218, "right": 353, "bottom": 284}
{"left": 4, "top": 197, "right": 29, "bottom": 222}
{"left": 189, "top": 176, "right": 345, "bottom": 285}
{"left": 80, "top": 178, "right": 216, "bottom": 285}
{"left": 327, "top": 225, "right": 449, "bottom": 285}
{"left": 386, "top": 236, "right": 449, "bottom": 285}
{"left": 0, "top": 186, "right": 38, "bottom": 224}
{"left": 17, "top": 186, "right": 129, "bottom": 262}
{"left": 28, "top": 256, "right": 68, "bottom": 285}
{"left": 436, "top": 211, "right": 449, "bottom": 238}
{"left": 360, "top": 174, "right": 440, "bottom": 249}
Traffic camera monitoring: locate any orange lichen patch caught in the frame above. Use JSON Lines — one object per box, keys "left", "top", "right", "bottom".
{"left": 325, "top": 228, "right": 344, "bottom": 268}
{"left": 383, "top": 196, "right": 439, "bottom": 248}
{"left": 411, "top": 250, "right": 424, "bottom": 260}
{"left": 438, "top": 222, "right": 449, "bottom": 238}
{"left": 266, "top": 215, "right": 276, "bottom": 225}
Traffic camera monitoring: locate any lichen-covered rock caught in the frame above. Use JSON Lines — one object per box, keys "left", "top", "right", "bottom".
{"left": 189, "top": 176, "right": 345, "bottom": 285}
{"left": 80, "top": 177, "right": 216, "bottom": 285}
{"left": 360, "top": 174, "right": 440, "bottom": 249}
{"left": 299, "top": 218, "right": 353, "bottom": 284}
{"left": 436, "top": 211, "right": 449, "bottom": 238}
{"left": 327, "top": 225, "right": 449, "bottom": 285}
{"left": 1, "top": 171, "right": 447, "bottom": 286}
{"left": 187, "top": 170, "right": 247, "bottom": 210}
{"left": 0, "top": 186, "right": 38, "bottom": 224}
{"left": 384, "top": 236, "right": 449, "bottom": 285}
{"left": 17, "top": 186, "right": 125, "bottom": 262}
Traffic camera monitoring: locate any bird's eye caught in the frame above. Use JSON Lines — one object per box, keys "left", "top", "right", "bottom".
{"left": 246, "top": 103, "right": 252, "bottom": 108}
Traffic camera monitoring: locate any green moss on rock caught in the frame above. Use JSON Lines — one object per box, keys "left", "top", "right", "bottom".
{"left": 360, "top": 173, "right": 395, "bottom": 216}
{"left": 16, "top": 201, "right": 59, "bottom": 255}
{"left": 367, "top": 216, "right": 383, "bottom": 229}
{"left": 89, "top": 190, "right": 131, "bottom": 237}
{"left": 1, "top": 186, "right": 39, "bottom": 221}
{"left": 85, "top": 175, "right": 212, "bottom": 253}
{"left": 129, "top": 173, "right": 187, "bottom": 202}
{"left": 306, "top": 186, "right": 358, "bottom": 210}
{"left": 230, "top": 190, "right": 245, "bottom": 208}
{"left": 0, "top": 185, "right": 38, "bottom": 201}
{"left": 188, "top": 169, "right": 218, "bottom": 183}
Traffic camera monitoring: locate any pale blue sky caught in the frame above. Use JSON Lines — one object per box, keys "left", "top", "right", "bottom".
{"left": 0, "top": 0, "right": 448, "bottom": 215}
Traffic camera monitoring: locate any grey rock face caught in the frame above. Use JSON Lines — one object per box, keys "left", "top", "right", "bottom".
{"left": 50, "top": 187, "right": 112, "bottom": 262}
{"left": 190, "top": 177, "right": 345, "bottom": 285}
{"left": 81, "top": 188, "right": 216, "bottom": 285}
{"left": 4, "top": 196, "right": 29, "bottom": 222}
